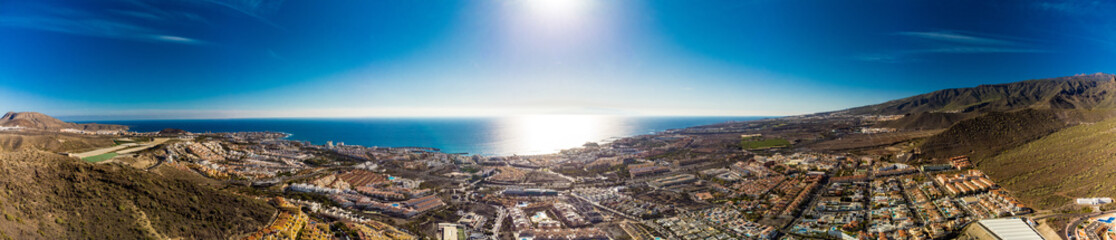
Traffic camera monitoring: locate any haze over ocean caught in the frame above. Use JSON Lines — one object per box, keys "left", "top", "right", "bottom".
{"left": 83, "top": 116, "right": 767, "bottom": 156}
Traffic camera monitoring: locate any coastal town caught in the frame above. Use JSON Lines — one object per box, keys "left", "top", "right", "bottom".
{"left": 12, "top": 112, "right": 1108, "bottom": 240}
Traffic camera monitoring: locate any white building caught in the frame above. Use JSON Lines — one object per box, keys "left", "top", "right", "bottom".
{"left": 1077, "top": 197, "right": 1113, "bottom": 205}
{"left": 439, "top": 223, "right": 461, "bottom": 240}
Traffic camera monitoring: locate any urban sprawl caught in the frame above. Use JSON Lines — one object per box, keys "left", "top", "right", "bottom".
{"left": 24, "top": 114, "right": 1100, "bottom": 240}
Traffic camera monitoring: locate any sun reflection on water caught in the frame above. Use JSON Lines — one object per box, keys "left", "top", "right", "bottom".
{"left": 493, "top": 115, "right": 629, "bottom": 155}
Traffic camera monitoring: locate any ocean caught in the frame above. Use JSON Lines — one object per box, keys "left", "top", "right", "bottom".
{"left": 84, "top": 116, "right": 769, "bottom": 156}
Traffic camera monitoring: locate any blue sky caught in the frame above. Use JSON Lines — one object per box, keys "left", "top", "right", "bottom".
{"left": 1, "top": 0, "right": 1114, "bottom": 120}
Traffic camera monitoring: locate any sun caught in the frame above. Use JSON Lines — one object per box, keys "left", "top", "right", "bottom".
{"left": 522, "top": 0, "right": 592, "bottom": 24}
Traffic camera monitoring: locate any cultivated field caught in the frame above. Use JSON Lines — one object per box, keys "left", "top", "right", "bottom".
{"left": 740, "top": 137, "right": 790, "bottom": 150}
{"left": 82, "top": 152, "right": 118, "bottom": 163}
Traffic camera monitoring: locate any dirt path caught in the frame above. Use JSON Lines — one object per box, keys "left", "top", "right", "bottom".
{"left": 117, "top": 138, "right": 170, "bottom": 154}
{"left": 72, "top": 144, "right": 136, "bottom": 158}
{"left": 73, "top": 138, "right": 170, "bottom": 158}
{"left": 1035, "top": 219, "right": 1063, "bottom": 240}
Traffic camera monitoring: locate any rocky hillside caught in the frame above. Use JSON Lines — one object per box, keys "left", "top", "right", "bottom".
{"left": 0, "top": 133, "right": 115, "bottom": 153}
{"left": 832, "top": 73, "right": 1116, "bottom": 210}
{"left": 917, "top": 109, "right": 1066, "bottom": 160}
{"left": 978, "top": 116, "right": 1116, "bottom": 209}
{"left": 0, "top": 150, "right": 275, "bottom": 239}
{"left": 0, "top": 112, "right": 127, "bottom": 132}
{"left": 844, "top": 73, "right": 1116, "bottom": 116}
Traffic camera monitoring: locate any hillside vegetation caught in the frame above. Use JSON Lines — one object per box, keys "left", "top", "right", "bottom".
{"left": 0, "top": 112, "right": 127, "bottom": 131}
{"left": 844, "top": 73, "right": 1116, "bottom": 116}
{"left": 877, "top": 112, "right": 972, "bottom": 130}
{"left": 918, "top": 109, "right": 1066, "bottom": 160}
{"left": 0, "top": 133, "right": 115, "bottom": 153}
{"left": 0, "top": 150, "right": 274, "bottom": 239}
{"left": 979, "top": 117, "right": 1116, "bottom": 209}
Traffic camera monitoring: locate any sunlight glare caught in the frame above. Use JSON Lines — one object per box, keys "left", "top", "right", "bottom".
{"left": 523, "top": 0, "right": 592, "bottom": 25}
{"left": 495, "top": 115, "right": 624, "bottom": 155}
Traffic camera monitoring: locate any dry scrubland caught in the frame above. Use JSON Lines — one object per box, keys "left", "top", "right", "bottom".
{"left": 0, "top": 149, "right": 275, "bottom": 239}
{"left": 979, "top": 117, "right": 1116, "bottom": 209}
{"left": 0, "top": 133, "right": 115, "bottom": 153}
{"left": 919, "top": 109, "right": 1066, "bottom": 160}
{"left": 801, "top": 129, "right": 941, "bottom": 152}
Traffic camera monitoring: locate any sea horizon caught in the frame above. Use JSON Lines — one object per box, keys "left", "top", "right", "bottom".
{"left": 79, "top": 116, "right": 773, "bottom": 156}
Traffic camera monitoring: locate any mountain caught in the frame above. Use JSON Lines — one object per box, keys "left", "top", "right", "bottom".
{"left": 916, "top": 109, "right": 1066, "bottom": 159}
{"left": 0, "top": 149, "right": 275, "bottom": 239}
{"left": 977, "top": 116, "right": 1116, "bottom": 209}
{"left": 836, "top": 73, "right": 1116, "bottom": 210}
{"left": 844, "top": 73, "right": 1116, "bottom": 116}
{"left": 0, "top": 112, "right": 128, "bottom": 132}
{"left": 158, "top": 128, "right": 190, "bottom": 135}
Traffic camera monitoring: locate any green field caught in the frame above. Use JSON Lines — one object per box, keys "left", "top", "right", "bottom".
{"left": 740, "top": 137, "right": 791, "bottom": 150}
{"left": 82, "top": 153, "right": 118, "bottom": 163}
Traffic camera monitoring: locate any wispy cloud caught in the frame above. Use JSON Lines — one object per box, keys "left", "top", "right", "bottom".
{"left": 857, "top": 30, "right": 1047, "bottom": 63}
{"left": 1035, "top": 1, "right": 1107, "bottom": 14}
{"left": 895, "top": 31, "right": 1022, "bottom": 47}
{"left": 198, "top": 0, "right": 286, "bottom": 29}
{"left": 915, "top": 47, "right": 1048, "bottom": 54}
{"left": 0, "top": 15, "right": 205, "bottom": 45}
{"left": 153, "top": 35, "right": 203, "bottom": 44}
{"left": 0, "top": 0, "right": 286, "bottom": 45}
{"left": 852, "top": 54, "right": 906, "bottom": 64}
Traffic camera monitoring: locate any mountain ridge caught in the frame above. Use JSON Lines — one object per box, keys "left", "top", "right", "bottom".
{"left": 842, "top": 73, "right": 1116, "bottom": 116}
{"left": 0, "top": 111, "right": 128, "bottom": 132}
{"left": 0, "top": 149, "right": 274, "bottom": 239}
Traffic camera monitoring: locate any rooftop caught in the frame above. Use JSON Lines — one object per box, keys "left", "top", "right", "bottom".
{"left": 977, "top": 218, "right": 1044, "bottom": 240}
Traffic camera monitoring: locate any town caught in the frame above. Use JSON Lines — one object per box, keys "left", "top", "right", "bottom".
{"left": 20, "top": 112, "right": 1103, "bottom": 240}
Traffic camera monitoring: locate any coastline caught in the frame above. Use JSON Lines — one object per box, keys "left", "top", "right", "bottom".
{"left": 79, "top": 116, "right": 772, "bottom": 156}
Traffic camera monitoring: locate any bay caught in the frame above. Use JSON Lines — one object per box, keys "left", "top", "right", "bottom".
{"left": 84, "top": 116, "right": 769, "bottom": 156}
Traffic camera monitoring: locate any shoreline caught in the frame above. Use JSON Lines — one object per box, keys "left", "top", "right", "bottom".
{"left": 79, "top": 116, "right": 770, "bottom": 156}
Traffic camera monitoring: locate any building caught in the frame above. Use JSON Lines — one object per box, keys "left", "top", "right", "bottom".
{"left": 950, "top": 155, "right": 973, "bottom": 169}
{"left": 503, "top": 188, "right": 559, "bottom": 196}
{"left": 921, "top": 164, "right": 953, "bottom": 172}
{"left": 958, "top": 218, "right": 1044, "bottom": 240}
{"left": 649, "top": 174, "right": 698, "bottom": 188}
{"left": 1077, "top": 197, "right": 1114, "bottom": 205}
{"left": 831, "top": 175, "right": 868, "bottom": 183}
{"left": 439, "top": 223, "right": 463, "bottom": 240}
{"left": 628, "top": 163, "right": 669, "bottom": 178}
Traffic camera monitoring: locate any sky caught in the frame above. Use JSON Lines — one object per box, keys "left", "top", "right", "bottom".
{"left": 1, "top": 0, "right": 1114, "bottom": 120}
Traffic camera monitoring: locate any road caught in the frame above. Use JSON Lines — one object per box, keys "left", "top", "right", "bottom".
{"left": 490, "top": 206, "right": 505, "bottom": 240}
{"left": 1058, "top": 210, "right": 1116, "bottom": 240}
{"left": 72, "top": 143, "right": 137, "bottom": 158}
{"left": 72, "top": 138, "right": 172, "bottom": 158}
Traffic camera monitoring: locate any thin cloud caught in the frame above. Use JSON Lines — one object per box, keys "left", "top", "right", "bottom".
{"left": 107, "top": 10, "right": 163, "bottom": 21}
{"left": 152, "top": 35, "right": 204, "bottom": 44}
{"left": 857, "top": 30, "right": 1048, "bottom": 63}
{"left": 121, "top": 0, "right": 212, "bottom": 25}
{"left": 0, "top": 0, "right": 285, "bottom": 45}
{"left": 198, "top": 0, "right": 286, "bottom": 29}
{"left": 853, "top": 54, "right": 905, "bottom": 63}
{"left": 916, "top": 47, "right": 1049, "bottom": 54}
{"left": 1035, "top": 1, "right": 1107, "bottom": 14}
{"left": 0, "top": 15, "right": 205, "bottom": 45}
{"left": 895, "top": 31, "right": 1022, "bottom": 46}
